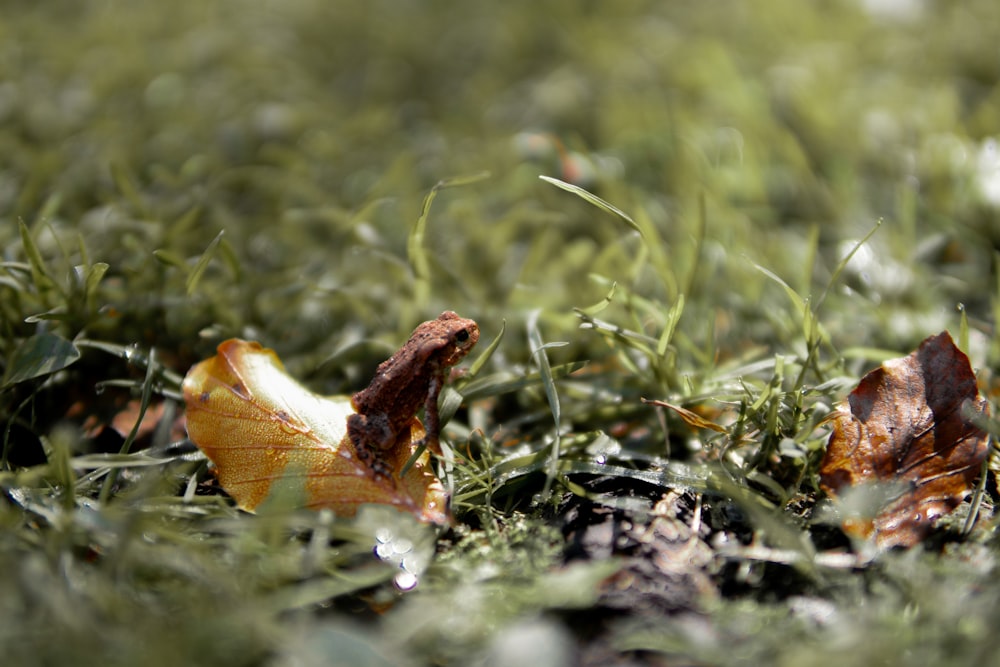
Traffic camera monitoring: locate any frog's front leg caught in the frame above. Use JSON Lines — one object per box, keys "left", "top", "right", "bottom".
{"left": 416, "top": 375, "right": 445, "bottom": 455}
{"left": 347, "top": 413, "right": 394, "bottom": 481}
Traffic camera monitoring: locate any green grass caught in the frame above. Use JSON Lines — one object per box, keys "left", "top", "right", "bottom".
{"left": 3, "top": 1, "right": 1000, "bottom": 665}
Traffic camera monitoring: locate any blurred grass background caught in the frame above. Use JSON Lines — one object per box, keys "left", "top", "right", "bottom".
{"left": 2, "top": 0, "right": 1000, "bottom": 665}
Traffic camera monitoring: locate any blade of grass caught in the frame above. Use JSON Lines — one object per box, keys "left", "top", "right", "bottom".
{"left": 750, "top": 261, "right": 807, "bottom": 315}
{"left": 454, "top": 456, "right": 712, "bottom": 504}
{"left": 407, "top": 171, "right": 490, "bottom": 307}
{"left": 467, "top": 320, "right": 505, "bottom": 378}
{"left": 186, "top": 230, "right": 225, "bottom": 295}
{"left": 18, "top": 220, "right": 60, "bottom": 298}
{"left": 527, "top": 310, "right": 564, "bottom": 499}
{"left": 82, "top": 262, "right": 109, "bottom": 315}
{"left": 538, "top": 175, "right": 640, "bottom": 232}
{"left": 33, "top": 192, "right": 62, "bottom": 224}
{"left": 539, "top": 176, "right": 679, "bottom": 299}
{"left": 152, "top": 249, "right": 188, "bottom": 268}
{"left": 99, "top": 347, "right": 159, "bottom": 502}
{"left": 958, "top": 303, "right": 970, "bottom": 354}
{"left": 680, "top": 192, "right": 707, "bottom": 299}
{"left": 656, "top": 293, "right": 685, "bottom": 358}
{"left": 43, "top": 426, "right": 77, "bottom": 511}
{"left": 962, "top": 452, "right": 990, "bottom": 537}
{"left": 797, "top": 219, "right": 880, "bottom": 386}
{"left": 461, "top": 361, "right": 588, "bottom": 402}
{"left": 577, "top": 282, "right": 617, "bottom": 317}
{"left": 814, "top": 218, "right": 881, "bottom": 311}
{"left": 110, "top": 162, "right": 149, "bottom": 217}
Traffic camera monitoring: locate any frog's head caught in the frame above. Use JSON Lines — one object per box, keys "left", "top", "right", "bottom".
{"left": 422, "top": 310, "right": 480, "bottom": 367}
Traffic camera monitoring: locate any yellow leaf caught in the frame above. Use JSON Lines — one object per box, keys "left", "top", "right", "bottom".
{"left": 182, "top": 339, "right": 450, "bottom": 524}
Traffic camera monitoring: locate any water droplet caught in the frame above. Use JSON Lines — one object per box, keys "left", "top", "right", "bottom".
{"left": 394, "top": 570, "right": 418, "bottom": 591}
{"left": 392, "top": 538, "right": 413, "bottom": 555}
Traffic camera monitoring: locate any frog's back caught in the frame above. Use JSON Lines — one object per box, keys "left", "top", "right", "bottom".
{"left": 352, "top": 356, "right": 433, "bottom": 422}
{"left": 350, "top": 311, "right": 479, "bottom": 426}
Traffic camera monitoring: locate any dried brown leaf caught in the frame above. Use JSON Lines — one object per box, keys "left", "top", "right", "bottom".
{"left": 819, "top": 332, "right": 989, "bottom": 548}
{"left": 643, "top": 398, "right": 727, "bottom": 433}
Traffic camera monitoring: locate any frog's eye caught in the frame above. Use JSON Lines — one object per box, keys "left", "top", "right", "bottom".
{"left": 455, "top": 329, "right": 470, "bottom": 343}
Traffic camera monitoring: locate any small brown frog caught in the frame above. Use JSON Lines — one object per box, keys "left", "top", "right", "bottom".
{"left": 348, "top": 311, "right": 480, "bottom": 480}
